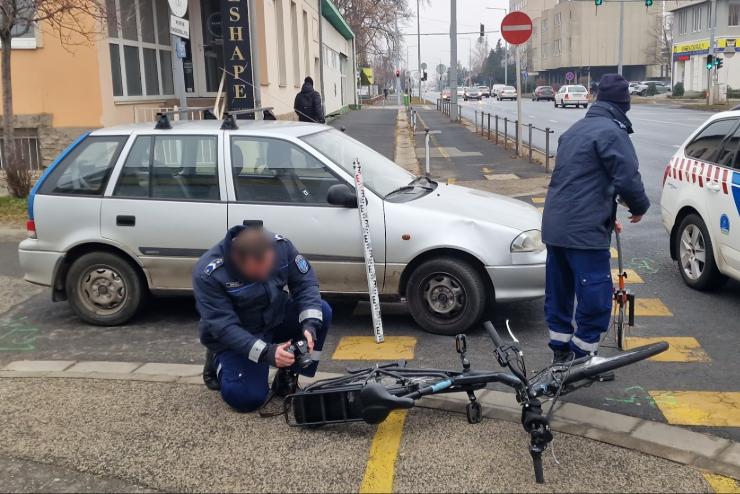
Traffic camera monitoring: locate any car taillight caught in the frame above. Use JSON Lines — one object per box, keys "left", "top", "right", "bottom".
{"left": 565, "top": 94, "right": 570, "bottom": 99}
{"left": 26, "top": 219, "right": 37, "bottom": 239}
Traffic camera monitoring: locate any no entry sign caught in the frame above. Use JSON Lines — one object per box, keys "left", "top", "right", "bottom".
{"left": 501, "top": 11, "right": 533, "bottom": 45}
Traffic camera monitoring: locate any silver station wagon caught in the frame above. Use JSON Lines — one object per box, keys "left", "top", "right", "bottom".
{"left": 19, "top": 116, "right": 545, "bottom": 335}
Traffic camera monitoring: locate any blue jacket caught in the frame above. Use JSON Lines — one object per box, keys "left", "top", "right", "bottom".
{"left": 193, "top": 225, "right": 322, "bottom": 363}
{"left": 542, "top": 101, "right": 650, "bottom": 250}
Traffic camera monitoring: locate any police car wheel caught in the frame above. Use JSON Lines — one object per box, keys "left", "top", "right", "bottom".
{"left": 675, "top": 214, "right": 727, "bottom": 290}
{"left": 65, "top": 252, "right": 144, "bottom": 326}
{"left": 406, "top": 258, "right": 487, "bottom": 335}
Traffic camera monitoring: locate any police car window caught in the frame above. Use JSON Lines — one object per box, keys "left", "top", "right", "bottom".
{"left": 39, "top": 136, "right": 127, "bottom": 196}
{"left": 230, "top": 136, "right": 341, "bottom": 205}
{"left": 717, "top": 124, "right": 740, "bottom": 169}
{"left": 114, "top": 135, "right": 220, "bottom": 200}
{"left": 684, "top": 118, "right": 739, "bottom": 164}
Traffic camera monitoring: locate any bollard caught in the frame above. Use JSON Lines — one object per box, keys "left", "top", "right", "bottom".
{"left": 458, "top": 105, "right": 461, "bottom": 122}
{"left": 503, "top": 117, "right": 508, "bottom": 150}
{"left": 487, "top": 113, "right": 491, "bottom": 140}
{"left": 424, "top": 128, "right": 431, "bottom": 176}
{"left": 495, "top": 115, "right": 499, "bottom": 144}
{"left": 545, "top": 127, "right": 551, "bottom": 172}
{"left": 475, "top": 110, "right": 479, "bottom": 133}
{"left": 480, "top": 112, "right": 485, "bottom": 136}
{"left": 527, "top": 124, "right": 533, "bottom": 163}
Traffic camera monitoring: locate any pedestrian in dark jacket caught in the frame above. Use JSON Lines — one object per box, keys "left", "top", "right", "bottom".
{"left": 294, "top": 76, "right": 325, "bottom": 123}
{"left": 542, "top": 73, "right": 650, "bottom": 361}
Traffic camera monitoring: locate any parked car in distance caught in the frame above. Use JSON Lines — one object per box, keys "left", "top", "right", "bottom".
{"left": 478, "top": 85, "right": 491, "bottom": 98}
{"left": 456, "top": 88, "right": 465, "bottom": 99}
{"left": 497, "top": 86, "right": 517, "bottom": 101}
{"left": 554, "top": 85, "right": 589, "bottom": 108}
{"left": 660, "top": 108, "right": 740, "bottom": 291}
{"left": 463, "top": 87, "right": 483, "bottom": 101}
{"left": 628, "top": 82, "right": 647, "bottom": 95}
{"left": 442, "top": 88, "right": 451, "bottom": 101}
{"left": 19, "top": 118, "right": 546, "bottom": 335}
{"left": 640, "top": 81, "right": 671, "bottom": 95}
{"left": 532, "top": 86, "right": 555, "bottom": 101}
{"left": 491, "top": 84, "right": 506, "bottom": 97}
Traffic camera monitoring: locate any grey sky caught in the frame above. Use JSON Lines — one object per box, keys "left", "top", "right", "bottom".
{"left": 400, "top": 0, "right": 510, "bottom": 73}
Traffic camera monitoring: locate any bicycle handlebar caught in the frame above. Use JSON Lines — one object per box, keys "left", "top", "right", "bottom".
{"left": 483, "top": 321, "right": 504, "bottom": 348}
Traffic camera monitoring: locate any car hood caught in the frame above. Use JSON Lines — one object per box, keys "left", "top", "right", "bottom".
{"left": 402, "top": 183, "right": 541, "bottom": 232}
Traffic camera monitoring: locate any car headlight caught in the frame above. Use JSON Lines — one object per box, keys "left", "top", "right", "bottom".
{"left": 510, "top": 230, "right": 545, "bottom": 253}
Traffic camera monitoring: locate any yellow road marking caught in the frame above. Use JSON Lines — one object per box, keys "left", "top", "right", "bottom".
{"left": 649, "top": 391, "right": 740, "bottom": 427}
{"left": 625, "top": 336, "right": 710, "bottom": 362}
{"left": 531, "top": 197, "right": 546, "bottom": 204}
{"left": 624, "top": 298, "right": 673, "bottom": 316}
{"left": 610, "top": 247, "right": 618, "bottom": 259}
{"left": 447, "top": 177, "right": 457, "bottom": 184}
{"left": 703, "top": 473, "right": 740, "bottom": 493}
{"left": 611, "top": 268, "right": 644, "bottom": 283}
{"left": 481, "top": 166, "right": 493, "bottom": 173}
{"left": 359, "top": 410, "right": 408, "bottom": 493}
{"left": 332, "top": 336, "right": 417, "bottom": 360}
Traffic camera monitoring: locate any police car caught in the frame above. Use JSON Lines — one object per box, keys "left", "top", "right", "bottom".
{"left": 660, "top": 107, "right": 740, "bottom": 290}
{"left": 18, "top": 110, "right": 545, "bottom": 335}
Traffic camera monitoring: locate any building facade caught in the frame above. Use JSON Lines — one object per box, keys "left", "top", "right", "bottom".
{"left": 1, "top": 0, "right": 356, "bottom": 166}
{"left": 511, "top": 0, "right": 666, "bottom": 84}
{"left": 671, "top": 0, "right": 740, "bottom": 93}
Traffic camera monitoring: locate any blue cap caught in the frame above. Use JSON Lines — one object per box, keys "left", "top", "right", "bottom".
{"left": 596, "top": 74, "right": 630, "bottom": 104}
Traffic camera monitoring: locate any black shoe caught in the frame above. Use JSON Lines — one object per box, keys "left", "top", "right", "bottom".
{"left": 202, "top": 350, "right": 220, "bottom": 391}
{"left": 552, "top": 348, "right": 574, "bottom": 365}
{"left": 271, "top": 369, "right": 299, "bottom": 397}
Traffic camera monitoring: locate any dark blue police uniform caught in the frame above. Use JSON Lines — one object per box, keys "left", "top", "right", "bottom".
{"left": 542, "top": 97, "right": 650, "bottom": 357}
{"left": 193, "top": 225, "right": 331, "bottom": 412}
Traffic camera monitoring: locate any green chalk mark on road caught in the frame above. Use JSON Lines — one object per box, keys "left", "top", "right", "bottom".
{"left": 604, "top": 385, "right": 658, "bottom": 409}
{"left": 0, "top": 320, "right": 39, "bottom": 351}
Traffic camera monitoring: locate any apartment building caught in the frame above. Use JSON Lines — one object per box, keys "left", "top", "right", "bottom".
{"left": 1, "top": 0, "right": 356, "bottom": 166}
{"left": 671, "top": 0, "right": 740, "bottom": 92}
{"left": 511, "top": 0, "right": 665, "bottom": 83}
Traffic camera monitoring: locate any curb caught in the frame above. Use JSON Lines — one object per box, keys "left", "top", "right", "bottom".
{"left": 2, "top": 359, "right": 738, "bottom": 481}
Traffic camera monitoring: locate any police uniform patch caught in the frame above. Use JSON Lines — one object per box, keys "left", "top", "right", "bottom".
{"left": 204, "top": 258, "right": 223, "bottom": 276}
{"left": 295, "top": 255, "right": 310, "bottom": 274}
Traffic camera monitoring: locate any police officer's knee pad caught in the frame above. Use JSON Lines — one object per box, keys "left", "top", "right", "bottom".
{"left": 220, "top": 381, "right": 269, "bottom": 413}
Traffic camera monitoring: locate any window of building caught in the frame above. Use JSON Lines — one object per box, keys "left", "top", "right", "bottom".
{"left": 107, "top": 0, "right": 174, "bottom": 98}
{"left": 553, "top": 39, "right": 561, "bottom": 56}
{"left": 231, "top": 136, "right": 341, "bottom": 205}
{"left": 114, "top": 135, "right": 220, "bottom": 200}
{"left": 291, "top": 2, "right": 301, "bottom": 86}
{"left": 730, "top": 2, "right": 740, "bottom": 26}
{"left": 303, "top": 11, "right": 311, "bottom": 78}
{"left": 677, "top": 10, "right": 689, "bottom": 34}
{"left": 275, "top": 0, "right": 288, "bottom": 86}
{"left": 684, "top": 118, "right": 740, "bottom": 164}
{"left": 554, "top": 12, "right": 562, "bottom": 28}
{"left": 2, "top": 0, "right": 38, "bottom": 49}
{"left": 39, "top": 136, "right": 127, "bottom": 196}
{"left": 692, "top": 5, "right": 703, "bottom": 32}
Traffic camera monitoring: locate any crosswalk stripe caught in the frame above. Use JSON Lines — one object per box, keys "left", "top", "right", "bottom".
{"left": 481, "top": 166, "right": 493, "bottom": 173}
{"left": 611, "top": 268, "right": 644, "bottom": 283}
{"left": 332, "top": 336, "right": 417, "bottom": 360}
{"left": 627, "top": 298, "right": 673, "bottom": 316}
{"left": 531, "top": 197, "right": 545, "bottom": 204}
{"left": 625, "top": 336, "right": 710, "bottom": 362}
{"left": 703, "top": 473, "right": 740, "bottom": 493}
{"left": 359, "top": 410, "right": 408, "bottom": 493}
{"left": 649, "top": 391, "right": 740, "bottom": 427}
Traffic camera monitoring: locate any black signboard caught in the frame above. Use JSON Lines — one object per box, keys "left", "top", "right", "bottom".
{"left": 220, "top": 0, "right": 256, "bottom": 117}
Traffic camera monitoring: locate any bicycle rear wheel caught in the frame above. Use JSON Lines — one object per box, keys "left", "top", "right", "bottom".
{"left": 562, "top": 342, "right": 667, "bottom": 386}
{"left": 615, "top": 306, "right": 627, "bottom": 351}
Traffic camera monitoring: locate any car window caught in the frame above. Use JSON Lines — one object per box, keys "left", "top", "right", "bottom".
{"left": 569, "top": 85, "right": 587, "bottom": 92}
{"left": 114, "top": 135, "right": 220, "bottom": 200}
{"left": 717, "top": 124, "right": 740, "bottom": 169}
{"left": 231, "top": 136, "right": 341, "bottom": 205}
{"left": 684, "top": 118, "right": 740, "bottom": 164}
{"left": 39, "top": 135, "right": 127, "bottom": 196}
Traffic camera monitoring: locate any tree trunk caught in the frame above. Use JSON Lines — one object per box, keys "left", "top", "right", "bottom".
{"left": 1, "top": 34, "right": 30, "bottom": 198}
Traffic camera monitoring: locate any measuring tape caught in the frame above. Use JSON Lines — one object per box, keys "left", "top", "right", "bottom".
{"left": 354, "top": 158, "right": 385, "bottom": 343}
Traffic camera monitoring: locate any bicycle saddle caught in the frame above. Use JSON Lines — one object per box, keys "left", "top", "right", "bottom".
{"left": 359, "top": 383, "right": 415, "bottom": 424}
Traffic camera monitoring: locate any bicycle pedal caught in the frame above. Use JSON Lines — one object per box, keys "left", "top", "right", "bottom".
{"left": 589, "top": 371, "right": 616, "bottom": 382}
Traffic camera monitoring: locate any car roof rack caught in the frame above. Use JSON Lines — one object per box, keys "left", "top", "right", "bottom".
{"left": 154, "top": 107, "right": 218, "bottom": 129}
{"left": 221, "top": 107, "right": 276, "bottom": 130}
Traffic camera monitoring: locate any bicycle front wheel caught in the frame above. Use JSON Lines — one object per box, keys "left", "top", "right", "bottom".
{"left": 562, "top": 342, "right": 668, "bottom": 386}
{"left": 616, "top": 306, "right": 627, "bottom": 351}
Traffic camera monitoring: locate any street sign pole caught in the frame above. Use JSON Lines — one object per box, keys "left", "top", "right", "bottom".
{"left": 450, "top": 0, "right": 458, "bottom": 122}
{"left": 617, "top": 0, "right": 624, "bottom": 75}
{"left": 515, "top": 45, "right": 522, "bottom": 155}
{"left": 417, "top": 0, "right": 422, "bottom": 100}
{"left": 500, "top": 11, "right": 532, "bottom": 158}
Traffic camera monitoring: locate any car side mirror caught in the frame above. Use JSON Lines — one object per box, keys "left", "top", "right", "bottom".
{"left": 327, "top": 183, "right": 358, "bottom": 208}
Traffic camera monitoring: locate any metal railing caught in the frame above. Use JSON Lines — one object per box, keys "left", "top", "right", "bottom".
{"left": 437, "top": 99, "right": 462, "bottom": 121}
{"left": 0, "top": 134, "right": 42, "bottom": 170}
{"left": 473, "top": 109, "right": 556, "bottom": 172}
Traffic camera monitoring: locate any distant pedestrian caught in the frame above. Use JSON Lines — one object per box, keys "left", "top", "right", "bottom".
{"left": 294, "top": 76, "right": 325, "bottom": 123}
{"left": 542, "top": 73, "right": 650, "bottom": 362}
{"left": 383, "top": 87, "right": 389, "bottom": 99}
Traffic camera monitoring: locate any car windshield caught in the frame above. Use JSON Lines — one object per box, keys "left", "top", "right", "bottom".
{"left": 569, "top": 85, "right": 587, "bottom": 92}
{"left": 302, "top": 128, "right": 415, "bottom": 197}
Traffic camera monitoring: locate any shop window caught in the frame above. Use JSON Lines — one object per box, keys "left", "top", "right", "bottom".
{"left": 108, "top": 0, "right": 174, "bottom": 98}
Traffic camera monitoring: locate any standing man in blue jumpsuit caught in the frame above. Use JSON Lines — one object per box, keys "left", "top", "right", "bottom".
{"left": 542, "top": 74, "right": 650, "bottom": 362}
{"left": 193, "top": 224, "right": 332, "bottom": 412}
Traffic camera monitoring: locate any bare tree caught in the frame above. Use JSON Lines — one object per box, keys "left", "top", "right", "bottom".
{"left": 644, "top": 10, "right": 673, "bottom": 79}
{"left": 0, "top": 0, "right": 109, "bottom": 197}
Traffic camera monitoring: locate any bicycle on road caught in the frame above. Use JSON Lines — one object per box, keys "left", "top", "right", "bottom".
{"left": 284, "top": 321, "right": 668, "bottom": 484}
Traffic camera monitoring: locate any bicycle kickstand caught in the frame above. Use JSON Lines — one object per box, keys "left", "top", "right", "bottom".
{"left": 466, "top": 390, "right": 482, "bottom": 424}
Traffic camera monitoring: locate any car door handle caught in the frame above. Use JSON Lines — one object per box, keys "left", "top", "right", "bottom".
{"left": 116, "top": 215, "right": 136, "bottom": 227}
{"left": 706, "top": 182, "right": 721, "bottom": 192}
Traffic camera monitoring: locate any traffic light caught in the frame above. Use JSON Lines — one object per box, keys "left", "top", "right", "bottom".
{"left": 715, "top": 57, "right": 724, "bottom": 69}
{"left": 706, "top": 55, "right": 714, "bottom": 69}
{"left": 594, "top": 0, "right": 603, "bottom": 6}
{"left": 645, "top": 0, "right": 653, "bottom": 6}
{"left": 480, "top": 23, "right": 485, "bottom": 38}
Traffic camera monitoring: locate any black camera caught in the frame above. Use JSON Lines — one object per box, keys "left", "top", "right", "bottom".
{"left": 288, "top": 338, "right": 312, "bottom": 369}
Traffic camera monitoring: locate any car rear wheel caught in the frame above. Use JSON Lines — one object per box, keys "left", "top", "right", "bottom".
{"left": 66, "top": 252, "right": 144, "bottom": 326}
{"left": 406, "top": 258, "right": 487, "bottom": 335}
{"left": 675, "top": 214, "right": 727, "bottom": 290}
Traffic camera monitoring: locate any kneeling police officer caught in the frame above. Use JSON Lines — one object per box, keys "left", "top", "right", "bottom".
{"left": 193, "top": 224, "right": 331, "bottom": 412}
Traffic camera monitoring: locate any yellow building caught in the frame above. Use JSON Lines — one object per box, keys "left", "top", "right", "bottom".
{"left": 2, "top": 0, "right": 356, "bottom": 166}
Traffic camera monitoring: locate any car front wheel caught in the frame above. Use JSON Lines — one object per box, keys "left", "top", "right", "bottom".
{"left": 406, "top": 258, "right": 487, "bottom": 335}
{"left": 65, "top": 251, "right": 145, "bottom": 326}
{"left": 675, "top": 214, "right": 727, "bottom": 290}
